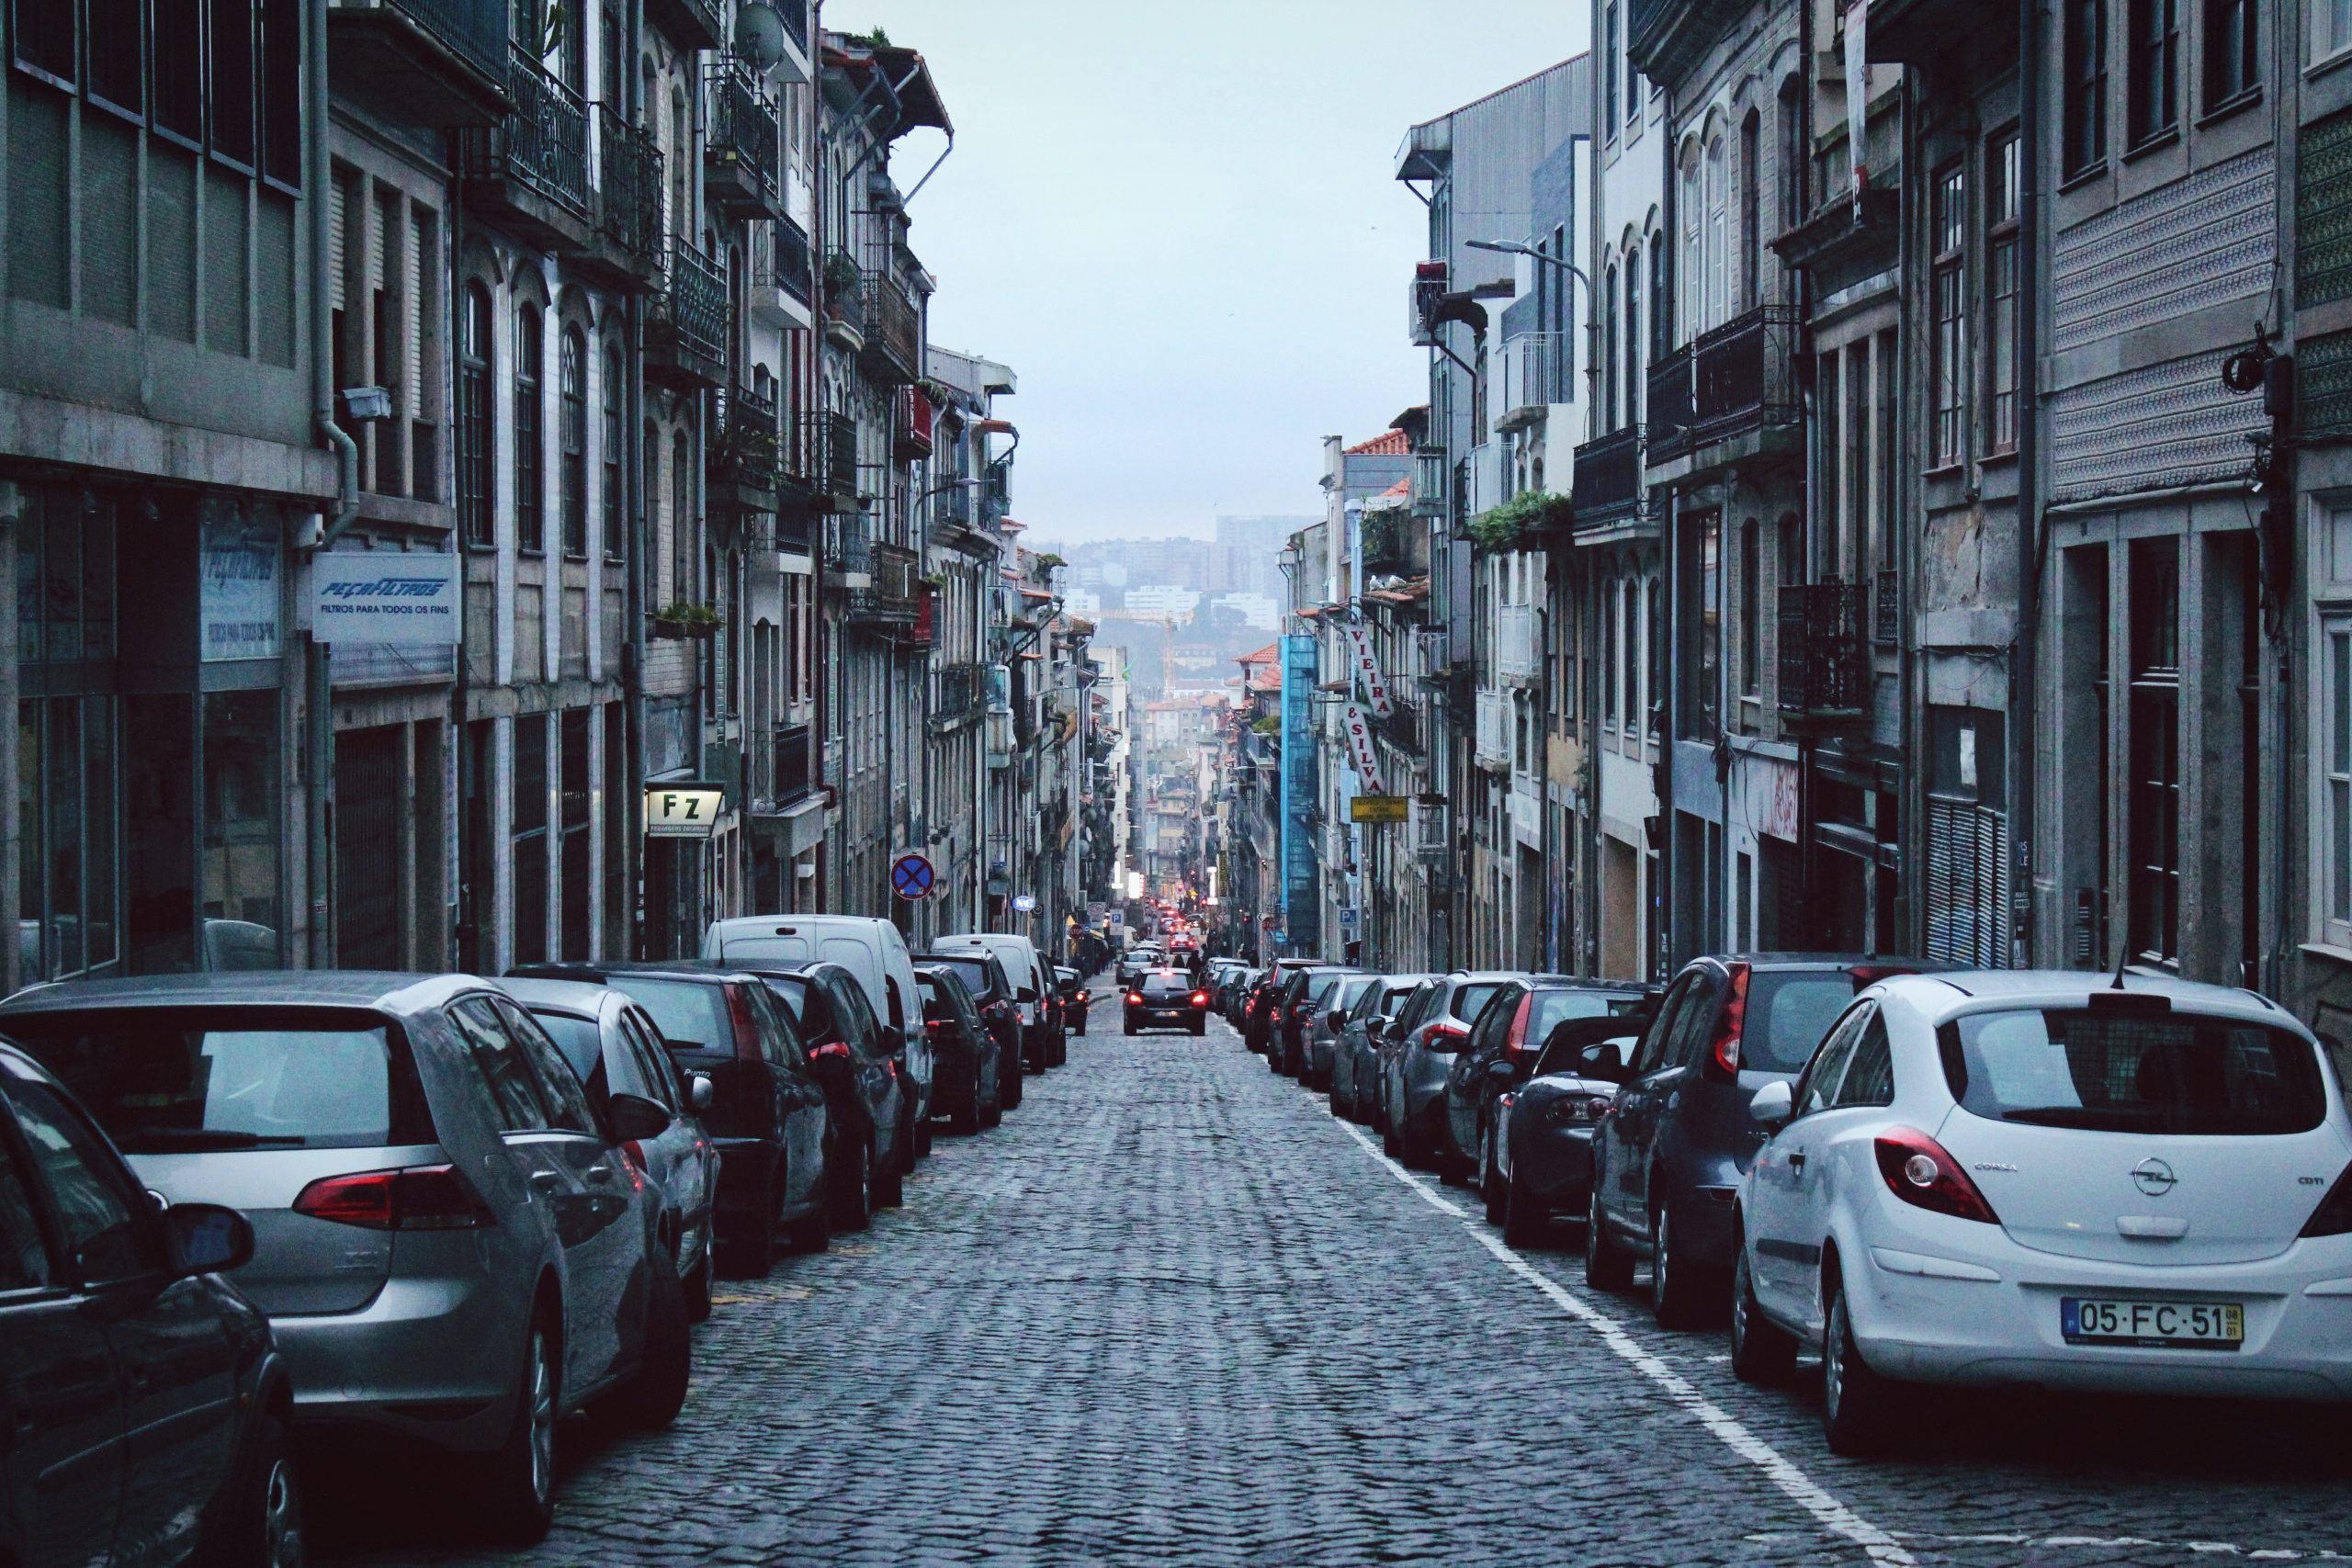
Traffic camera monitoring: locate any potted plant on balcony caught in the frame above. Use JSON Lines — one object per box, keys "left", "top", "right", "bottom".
{"left": 651, "top": 601, "right": 695, "bottom": 639}
{"left": 1465, "top": 489, "right": 1574, "bottom": 552}
{"left": 684, "top": 604, "right": 724, "bottom": 641}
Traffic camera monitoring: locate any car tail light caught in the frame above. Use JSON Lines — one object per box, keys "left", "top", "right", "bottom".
{"left": 1190, "top": 991, "right": 1208, "bottom": 1008}
{"left": 618, "top": 1139, "right": 647, "bottom": 1171}
{"left": 1707, "top": 963, "right": 1751, "bottom": 1078}
{"left": 1502, "top": 994, "right": 1536, "bottom": 1064}
{"left": 2302, "top": 1165, "right": 2352, "bottom": 1236}
{"left": 1422, "top": 1020, "right": 1469, "bottom": 1046}
{"left": 1543, "top": 1094, "right": 1611, "bottom": 1125}
{"left": 727, "top": 984, "right": 763, "bottom": 1062}
{"left": 1128, "top": 992, "right": 1145, "bottom": 1005}
{"left": 808, "top": 1041, "right": 852, "bottom": 1064}
{"left": 1871, "top": 1127, "right": 1999, "bottom": 1224}
{"left": 293, "top": 1164, "right": 494, "bottom": 1231}
{"left": 925, "top": 1019, "right": 950, "bottom": 1036}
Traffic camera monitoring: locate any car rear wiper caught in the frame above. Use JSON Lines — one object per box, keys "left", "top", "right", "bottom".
{"left": 120, "top": 1129, "right": 308, "bottom": 1150}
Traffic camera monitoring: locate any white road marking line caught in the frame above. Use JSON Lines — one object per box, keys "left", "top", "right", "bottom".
{"left": 1334, "top": 1117, "right": 1916, "bottom": 1568}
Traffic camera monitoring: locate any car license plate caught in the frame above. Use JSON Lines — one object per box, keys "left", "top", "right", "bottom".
{"left": 2061, "top": 1297, "right": 2244, "bottom": 1349}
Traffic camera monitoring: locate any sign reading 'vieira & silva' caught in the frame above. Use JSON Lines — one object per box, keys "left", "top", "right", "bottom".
{"left": 644, "top": 784, "right": 726, "bottom": 838}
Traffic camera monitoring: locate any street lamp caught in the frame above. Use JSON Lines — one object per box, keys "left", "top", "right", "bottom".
{"left": 1464, "top": 238, "right": 1599, "bottom": 409}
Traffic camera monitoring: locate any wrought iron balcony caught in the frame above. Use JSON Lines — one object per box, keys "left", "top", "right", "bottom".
{"left": 1498, "top": 332, "right": 1573, "bottom": 429}
{"left": 708, "top": 383, "right": 781, "bottom": 510}
{"left": 849, "top": 543, "right": 922, "bottom": 625}
{"left": 704, "top": 60, "right": 783, "bottom": 220}
{"left": 859, "top": 272, "right": 922, "bottom": 386}
{"left": 827, "top": 513, "right": 875, "bottom": 576}
{"left": 1411, "top": 447, "right": 1450, "bottom": 519}
{"left": 895, "top": 386, "right": 936, "bottom": 460}
{"left": 792, "top": 410, "right": 858, "bottom": 504}
{"left": 1627, "top": 0, "right": 1743, "bottom": 83}
{"left": 933, "top": 662, "right": 987, "bottom": 730}
{"left": 1646, "top": 347, "right": 1693, "bottom": 465}
{"left": 645, "top": 0, "right": 722, "bottom": 51}
{"left": 458, "top": 45, "right": 590, "bottom": 246}
{"left": 646, "top": 234, "right": 725, "bottom": 389}
{"left": 588, "top": 106, "right": 662, "bottom": 288}
{"left": 752, "top": 215, "right": 813, "bottom": 324}
{"left": 1690, "top": 304, "right": 1802, "bottom": 446}
{"left": 821, "top": 250, "right": 864, "bottom": 347}
{"left": 326, "top": 0, "right": 510, "bottom": 126}
{"left": 1875, "top": 568, "right": 1901, "bottom": 645}
{"left": 1777, "top": 581, "right": 1871, "bottom": 732}
{"left": 1571, "top": 424, "right": 1644, "bottom": 531}
{"left": 764, "top": 723, "right": 814, "bottom": 808}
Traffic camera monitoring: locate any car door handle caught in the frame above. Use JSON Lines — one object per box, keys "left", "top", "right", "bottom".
{"left": 584, "top": 1165, "right": 613, "bottom": 1182}
{"left": 529, "top": 1170, "right": 562, "bottom": 1191}
{"left": 1788, "top": 1152, "right": 1806, "bottom": 1173}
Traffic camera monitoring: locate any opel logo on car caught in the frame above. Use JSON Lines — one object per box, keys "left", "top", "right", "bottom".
{"left": 2132, "top": 1156, "right": 2179, "bottom": 1197}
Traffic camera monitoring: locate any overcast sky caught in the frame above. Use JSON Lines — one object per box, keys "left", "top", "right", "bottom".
{"left": 820, "top": 1, "right": 1589, "bottom": 544}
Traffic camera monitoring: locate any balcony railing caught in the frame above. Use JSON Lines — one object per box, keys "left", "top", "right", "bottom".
{"left": 1691, "top": 304, "right": 1803, "bottom": 444}
{"left": 1411, "top": 447, "right": 1450, "bottom": 519}
{"left": 772, "top": 723, "right": 814, "bottom": 805}
{"left": 459, "top": 45, "right": 589, "bottom": 227}
{"left": 754, "top": 214, "right": 813, "bottom": 311}
{"left": 934, "top": 662, "right": 987, "bottom": 726}
{"left": 1362, "top": 506, "right": 1412, "bottom": 572}
{"left": 646, "top": 233, "right": 725, "bottom": 388}
{"left": 1498, "top": 332, "right": 1573, "bottom": 426}
{"left": 326, "top": 0, "right": 511, "bottom": 125}
{"left": 645, "top": 0, "right": 722, "bottom": 51}
{"left": 1646, "top": 346, "right": 1693, "bottom": 464}
{"left": 1777, "top": 581, "right": 1871, "bottom": 730}
{"left": 708, "top": 383, "right": 781, "bottom": 501}
{"left": 1571, "top": 424, "right": 1643, "bottom": 529}
{"left": 792, "top": 410, "right": 857, "bottom": 501}
{"left": 1475, "top": 690, "right": 1511, "bottom": 773}
{"left": 850, "top": 543, "right": 921, "bottom": 623}
{"left": 1495, "top": 604, "right": 1538, "bottom": 687}
{"left": 1875, "top": 567, "right": 1901, "bottom": 645}
{"left": 895, "top": 386, "right": 936, "bottom": 459}
{"left": 704, "top": 59, "right": 782, "bottom": 219}
{"left": 859, "top": 272, "right": 922, "bottom": 384}
{"left": 827, "top": 513, "right": 874, "bottom": 575}
{"left": 593, "top": 106, "right": 662, "bottom": 276}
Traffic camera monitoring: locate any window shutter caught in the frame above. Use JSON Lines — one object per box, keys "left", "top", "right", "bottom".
{"left": 1925, "top": 797, "right": 2007, "bottom": 968}
{"left": 328, "top": 175, "right": 346, "bottom": 314}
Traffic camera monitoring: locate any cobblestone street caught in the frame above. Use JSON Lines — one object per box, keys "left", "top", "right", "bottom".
{"left": 314, "top": 992, "right": 2352, "bottom": 1568}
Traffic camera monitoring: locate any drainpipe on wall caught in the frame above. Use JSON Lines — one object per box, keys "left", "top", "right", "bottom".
{"left": 306, "top": 0, "right": 361, "bottom": 970}
{"left": 625, "top": 0, "right": 646, "bottom": 954}
{"left": 2011, "top": 0, "right": 2043, "bottom": 967}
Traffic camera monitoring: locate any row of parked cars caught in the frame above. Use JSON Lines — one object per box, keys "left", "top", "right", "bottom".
{"left": 0, "top": 916, "right": 1095, "bottom": 1563}
{"left": 1207, "top": 950, "right": 2352, "bottom": 1457}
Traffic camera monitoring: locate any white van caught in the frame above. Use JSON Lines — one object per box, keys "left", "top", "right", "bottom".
{"left": 934, "top": 931, "right": 1061, "bottom": 1070}
{"left": 702, "top": 916, "right": 922, "bottom": 1043}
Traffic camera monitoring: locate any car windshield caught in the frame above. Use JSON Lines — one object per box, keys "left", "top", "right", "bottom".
{"left": 7, "top": 1007, "right": 423, "bottom": 1152}
{"left": 532, "top": 1011, "right": 605, "bottom": 1079}
{"left": 605, "top": 977, "right": 732, "bottom": 1053}
{"left": 1526, "top": 990, "right": 1645, "bottom": 1040}
{"left": 1939, "top": 1007, "right": 2328, "bottom": 1134}
{"left": 1453, "top": 982, "right": 1507, "bottom": 1027}
{"left": 1744, "top": 972, "right": 1864, "bottom": 1073}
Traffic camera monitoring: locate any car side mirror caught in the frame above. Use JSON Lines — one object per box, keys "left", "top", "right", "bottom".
{"left": 606, "top": 1091, "right": 674, "bottom": 1143}
{"left": 165, "top": 1202, "right": 254, "bottom": 1277}
{"left": 1574, "top": 1041, "right": 1629, "bottom": 1082}
{"left": 1749, "top": 1078, "right": 1795, "bottom": 1128}
{"left": 687, "top": 1073, "right": 715, "bottom": 1113}
{"left": 1484, "top": 1058, "right": 1515, "bottom": 1086}
{"left": 1328, "top": 1010, "right": 1347, "bottom": 1032}
{"left": 883, "top": 1026, "right": 908, "bottom": 1055}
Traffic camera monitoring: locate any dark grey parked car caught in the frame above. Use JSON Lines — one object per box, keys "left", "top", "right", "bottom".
{"left": 1300, "top": 973, "right": 1379, "bottom": 1089}
{"left": 1380, "top": 972, "right": 1520, "bottom": 1166}
{"left": 1489, "top": 1017, "right": 1647, "bottom": 1246}
{"left": 0, "top": 973, "right": 691, "bottom": 1545}
{"left": 502, "top": 976, "right": 722, "bottom": 1321}
{"left": 1586, "top": 953, "right": 1939, "bottom": 1326}
{"left": 1446, "top": 979, "right": 1656, "bottom": 1184}
{"left": 1330, "top": 974, "right": 1431, "bottom": 1123}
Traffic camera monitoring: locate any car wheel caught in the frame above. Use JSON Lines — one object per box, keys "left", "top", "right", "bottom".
{"left": 717, "top": 1163, "right": 779, "bottom": 1280}
{"left": 1001, "top": 1055, "right": 1024, "bottom": 1110}
{"left": 682, "top": 1251, "right": 713, "bottom": 1324}
{"left": 604, "top": 1261, "right": 690, "bottom": 1430}
{"left": 787, "top": 1194, "right": 831, "bottom": 1253}
{"left": 1501, "top": 1169, "right": 1546, "bottom": 1248}
{"left": 831, "top": 1136, "right": 873, "bottom": 1233}
{"left": 952, "top": 1071, "right": 983, "bottom": 1134}
{"left": 1584, "top": 1190, "right": 1634, "bottom": 1291}
{"left": 915, "top": 1115, "right": 934, "bottom": 1160}
{"left": 197, "top": 1409, "right": 302, "bottom": 1568}
{"left": 1191, "top": 1018, "right": 1206, "bottom": 1036}
{"left": 479, "top": 1314, "right": 558, "bottom": 1545}
{"left": 1054, "top": 1030, "right": 1069, "bottom": 1066}
{"left": 1479, "top": 1126, "right": 1505, "bottom": 1225}
{"left": 1823, "top": 1271, "right": 1896, "bottom": 1457}
{"left": 1729, "top": 1241, "right": 1797, "bottom": 1385}
{"left": 1649, "top": 1202, "right": 1713, "bottom": 1329}
{"left": 1125, "top": 1020, "right": 1137, "bottom": 1036}
{"left": 874, "top": 1132, "right": 905, "bottom": 1209}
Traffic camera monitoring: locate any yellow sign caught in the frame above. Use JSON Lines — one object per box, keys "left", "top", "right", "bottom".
{"left": 1350, "top": 795, "right": 1410, "bottom": 824}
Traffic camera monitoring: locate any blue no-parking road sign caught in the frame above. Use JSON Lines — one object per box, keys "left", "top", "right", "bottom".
{"left": 890, "top": 852, "right": 936, "bottom": 901}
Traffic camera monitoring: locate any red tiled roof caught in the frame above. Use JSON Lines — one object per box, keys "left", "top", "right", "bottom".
{"left": 1237, "top": 642, "right": 1280, "bottom": 667}
{"left": 1367, "top": 576, "right": 1431, "bottom": 606}
{"left": 1379, "top": 477, "right": 1410, "bottom": 498}
{"left": 1248, "top": 667, "right": 1281, "bottom": 694}
{"left": 1344, "top": 430, "right": 1412, "bottom": 457}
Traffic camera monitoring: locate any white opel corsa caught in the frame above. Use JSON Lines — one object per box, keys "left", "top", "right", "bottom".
{"left": 1729, "top": 970, "right": 2352, "bottom": 1455}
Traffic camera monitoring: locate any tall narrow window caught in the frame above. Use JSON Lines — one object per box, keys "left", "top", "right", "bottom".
{"left": 515, "top": 308, "right": 545, "bottom": 554}
{"left": 2320, "top": 0, "right": 2352, "bottom": 61}
{"left": 1704, "top": 137, "right": 1729, "bottom": 330}
{"left": 1739, "top": 111, "right": 1761, "bottom": 311}
{"left": 603, "top": 343, "right": 626, "bottom": 563}
{"left": 1741, "top": 520, "right": 1761, "bottom": 698}
{"left": 2130, "top": 0, "right": 2180, "bottom": 143}
{"left": 672, "top": 429, "right": 695, "bottom": 606}
{"left": 459, "top": 284, "right": 493, "bottom": 548}
{"left": 560, "top": 327, "right": 588, "bottom": 558}
{"left": 1604, "top": 264, "right": 1622, "bottom": 431}
{"left": 1680, "top": 152, "right": 1702, "bottom": 344}
{"left": 1931, "top": 164, "right": 1966, "bottom": 467}
{"left": 2128, "top": 538, "right": 2181, "bottom": 967}
{"left": 513, "top": 716, "right": 548, "bottom": 965}
{"left": 1624, "top": 243, "right": 1643, "bottom": 425}
{"left": 2204, "top": 0, "right": 2257, "bottom": 108}
{"left": 2065, "top": 0, "right": 2109, "bottom": 175}
{"left": 1650, "top": 241, "right": 1669, "bottom": 362}
{"left": 1987, "top": 132, "right": 2021, "bottom": 455}
{"left": 1603, "top": 3, "right": 1621, "bottom": 133}
{"left": 1602, "top": 582, "right": 1619, "bottom": 730}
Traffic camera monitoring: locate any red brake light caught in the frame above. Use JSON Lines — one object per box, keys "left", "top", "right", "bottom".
{"left": 1871, "top": 1128, "right": 1999, "bottom": 1224}
{"left": 1128, "top": 992, "right": 1145, "bottom": 1005}
{"left": 293, "top": 1164, "right": 493, "bottom": 1231}
{"left": 1709, "top": 963, "right": 1751, "bottom": 1077}
{"left": 808, "top": 1041, "right": 852, "bottom": 1063}
{"left": 1423, "top": 1021, "right": 1469, "bottom": 1047}
{"left": 1503, "top": 994, "right": 1535, "bottom": 1059}
{"left": 727, "top": 984, "right": 762, "bottom": 1061}
{"left": 1191, "top": 991, "right": 1208, "bottom": 1008}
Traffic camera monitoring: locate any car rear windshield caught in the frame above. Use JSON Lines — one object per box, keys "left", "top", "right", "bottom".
{"left": 1141, "top": 973, "right": 1192, "bottom": 996}
{"left": 926, "top": 958, "right": 996, "bottom": 999}
{"left": 1744, "top": 973, "right": 1865, "bottom": 1074}
{"left": 6, "top": 1007, "right": 432, "bottom": 1151}
{"left": 1452, "top": 982, "right": 1508, "bottom": 1027}
{"left": 1939, "top": 1008, "right": 2328, "bottom": 1134}
{"left": 1527, "top": 990, "right": 1647, "bottom": 1040}
{"left": 605, "top": 977, "right": 733, "bottom": 1054}
{"left": 533, "top": 1012, "right": 605, "bottom": 1079}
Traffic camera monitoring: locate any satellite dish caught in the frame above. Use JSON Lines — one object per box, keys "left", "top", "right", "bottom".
{"left": 733, "top": 3, "right": 787, "bottom": 73}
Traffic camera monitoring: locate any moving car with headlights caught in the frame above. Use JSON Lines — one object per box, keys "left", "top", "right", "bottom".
{"left": 0, "top": 1040, "right": 300, "bottom": 1568}
{"left": 917, "top": 964, "right": 1002, "bottom": 1134}
{"left": 502, "top": 976, "right": 722, "bottom": 1319}
{"left": 1331, "top": 974, "right": 1432, "bottom": 1123}
{"left": 1588, "top": 953, "right": 1939, "bottom": 1327}
{"left": 509, "top": 961, "right": 832, "bottom": 1274}
{"left": 0, "top": 972, "right": 690, "bottom": 1544}
{"left": 1447, "top": 979, "right": 1656, "bottom": 1181}
{"left": 1490, "top": 1019, "right": 1647, "bottom": 1246}
{"left": 1125, "top": 969, "right": 1210, "bottom": 1035}
{"left": 1729, "top": 971, "right": 2352, "bottom": 1457}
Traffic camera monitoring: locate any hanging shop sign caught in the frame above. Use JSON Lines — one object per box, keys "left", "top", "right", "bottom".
{"left": 1342, "top": 622, "right": 1393, "bottom": 718}
{"left": 644, "top": 783, "right": 726, "bottom": 838}
{"left": 1340, "top": 702, "right": 1385, "bottom": 795}
{"left": 1350, "top": 795, "right": 1410, "bottom": 824}
{"left": 312, "top": 552, "right": 460, "bottom": 646}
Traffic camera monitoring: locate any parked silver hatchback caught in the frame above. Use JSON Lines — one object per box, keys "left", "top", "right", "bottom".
{"left": 0, "top": 972, "right": 693, "bottom": 1546}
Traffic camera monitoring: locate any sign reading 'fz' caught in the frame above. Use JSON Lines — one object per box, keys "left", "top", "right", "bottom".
{"left": 644, "top": 784, "right": 726, "bottom": 838}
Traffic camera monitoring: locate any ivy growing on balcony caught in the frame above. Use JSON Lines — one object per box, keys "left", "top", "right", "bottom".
{"left": 1465, "top": 489, "right": 1573, "bottom": 552}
